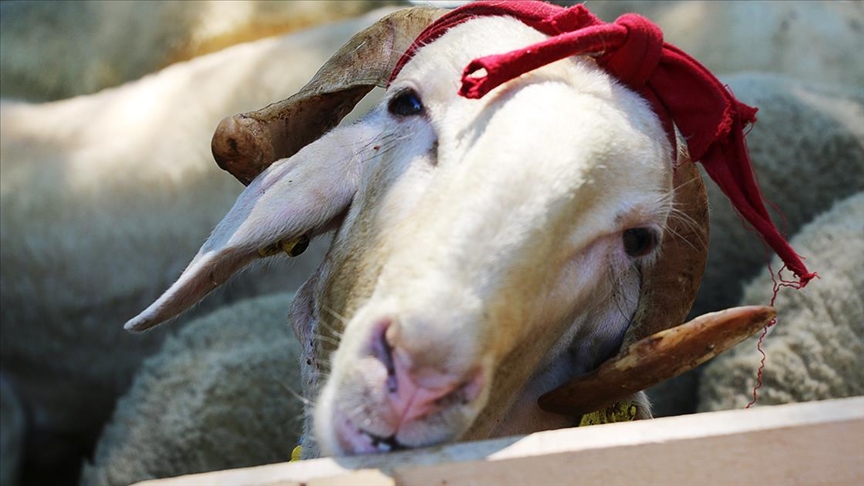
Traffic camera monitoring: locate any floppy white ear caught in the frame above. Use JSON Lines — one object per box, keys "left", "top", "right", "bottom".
{"left": 125, "top": 122, "right": 377, "bottom": 332}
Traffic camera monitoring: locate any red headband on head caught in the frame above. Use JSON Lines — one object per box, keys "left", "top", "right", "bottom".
{"left": 390, "top": 0, "right": 815, "bottom": 287}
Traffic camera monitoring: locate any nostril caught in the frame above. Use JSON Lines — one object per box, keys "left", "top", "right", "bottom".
{"left": 369, "top": 319, "right": 397, "bottom": 393}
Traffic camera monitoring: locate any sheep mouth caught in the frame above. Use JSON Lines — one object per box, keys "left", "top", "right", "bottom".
{"left": 359, "top": 429, "right": 406, "bottom": 453}
{"left": 334, "top": 410, "right": 409, "bottom": 455}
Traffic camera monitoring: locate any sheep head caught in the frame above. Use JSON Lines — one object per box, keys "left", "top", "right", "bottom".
{"left": 126, "top": 5, "right": 718, "bottom": 456}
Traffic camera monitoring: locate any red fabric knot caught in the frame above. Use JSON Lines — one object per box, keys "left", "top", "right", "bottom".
{"left": 390, "top": 0, "right": 815, "bottom": 287}
{"left": 599, "top": 14, "right": 663, "bottom": 88}
{"left": 544, "top": 5, "right": 596, "bottom": 32}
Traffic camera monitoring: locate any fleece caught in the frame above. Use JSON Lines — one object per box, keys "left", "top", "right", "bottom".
{"left": 698, "top": 192, "right": 864, "bottom": 411}
{"left": 80, "top": 293, "right": 303, "bottom": 486}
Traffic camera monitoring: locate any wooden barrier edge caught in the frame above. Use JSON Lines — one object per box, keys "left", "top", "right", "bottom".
{"left": 135, "top": 396, "right": 864, "bottom": 486}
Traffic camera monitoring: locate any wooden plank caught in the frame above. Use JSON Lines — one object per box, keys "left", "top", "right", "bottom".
{"left": 135, "top": 396, "right": 864, "bottom": 486}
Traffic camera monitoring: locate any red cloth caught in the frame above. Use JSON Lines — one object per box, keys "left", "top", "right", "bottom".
{"left": 389, "top": 0, "right": 815, "bottom": 287}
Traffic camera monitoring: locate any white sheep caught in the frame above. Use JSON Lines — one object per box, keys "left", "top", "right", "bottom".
{"left": 698, "top": 192, "right": 864, "bottom": 410}
{"left": 80, "top": 292, "right": 303, "bottom": 486}
{"left": 0, "top": 8, "right": 396, "bottom": 483}
{"left": 88, "top": 71, "right": 861, "bottom": 480}
{"left": 647, "top": 72, "right": 864, "bottom": 416}
{"left": 0, "top": 1, "right": 397, "bottom": 101}
{"left": 125, "top": 1, "right": 816, "bottom": 461}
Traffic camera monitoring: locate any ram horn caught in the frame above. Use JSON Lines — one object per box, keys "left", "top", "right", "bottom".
{"left": 211, "top": 7, "right": 445, "bottom": 185}
{"left": 538, "top": 305, "right": 775, "bottom": 416}
{"left": 627, "top": 142, "right": 710, "bottom": 345}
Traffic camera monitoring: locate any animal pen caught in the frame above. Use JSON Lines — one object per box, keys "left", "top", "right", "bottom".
{"left": 138, "top": 396, "right": 863, "bottom": 485}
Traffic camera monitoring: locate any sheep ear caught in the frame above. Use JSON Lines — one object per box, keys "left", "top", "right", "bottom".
{"left": 211, "top": 6, "right": 444, "bottom": 185}
{"left": 124, "top": 123, "right": 374, "bottom": 333}
{"left": 126, "top": 6, "right": 445, "bottom": 333}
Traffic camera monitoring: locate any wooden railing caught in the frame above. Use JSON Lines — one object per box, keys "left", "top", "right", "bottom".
{"left": 137, "top": 396, "right": 864, "bottom": 486}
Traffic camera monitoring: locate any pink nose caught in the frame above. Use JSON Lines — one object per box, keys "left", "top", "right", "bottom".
{"left": 369, "top": 319, "right": 484, "bottom": 426}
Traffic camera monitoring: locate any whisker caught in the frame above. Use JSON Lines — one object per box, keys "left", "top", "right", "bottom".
{"left": 278, "top": 380, "right": 313, "bottom": 407}
{"left": 316, "top": 317, "right": 345, "bottom": 340}
{"left": 287, "top": 411, "right": 308, "bottom": 426}
{"left": 664, "top": 223, "right": 700, "bottom": 253}
{"left": 322, "top": 306, "right": 349, "bottom": 329}
{"left": 310, "top": 333, "right": 342, "bottom": 348}
{"left": 666, "top": 209, "right": 708, "bottom": 251}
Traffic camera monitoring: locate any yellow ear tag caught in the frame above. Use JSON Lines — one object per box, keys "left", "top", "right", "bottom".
{"left": 258, "top": 234, "right": 310, "bottom": 258}
{"left": 578, "top": 401, "right": 639, "bottom": 427}
{"left": 290, "top": 445, "right": 303, "bottom": 462}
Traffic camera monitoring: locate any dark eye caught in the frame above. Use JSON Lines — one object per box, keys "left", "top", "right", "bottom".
{"left": 388, "top": 89, "right": 424, "bottom": 117}
{"left": 622, "top": 228, "right": 658, "bottom": 258}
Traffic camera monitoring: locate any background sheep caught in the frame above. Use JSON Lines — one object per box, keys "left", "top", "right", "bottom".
{"left": 0, "top": 1, "right": 397, "bottom": 101}
{"left": 79, "top": 292, "right": 302, "bottom": 486}
{"left": 0, "top": 8, "right": 396, "bottom": 485}
{"left": 587, "top": 0, "right": 864, "bottom": 88}
{"left": 418, "top": 1, "right": 864, "bottom": 86}
{"left": 647, "top": 72, "right": 864, "bottom": 416}
{"left": 698, "top": 192, "right": 864, "bottom": 410}
{"left": 698, "top": 74, "right": 864, "bottom": 314}
{"left": 1, "top": 377, "right": 25, "bottom": 486}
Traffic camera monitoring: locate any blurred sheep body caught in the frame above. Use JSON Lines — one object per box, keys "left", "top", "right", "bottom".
{"left": 0, "top": 0, "right": 397, "bottom": 101}
{"left": 80, "top": 293, "right": 302, "bottom": 486}
{"left": 698, "top": 73, "right": 864, "bottom": 315}
{"left": 0, "top": 377, "right": 25, "bottom": 486}
{"left": 0, "top": 8, "right": 394, "bottom": 483}
{"left": 4, "top": 1, "right": 861, "bottom": 102}
{"left": 416, "top": 1, "right": 864, "bottom": 86}
{"left": 647, "top": 73, "right": 864, "bottom": 416}
{"left": 698, "top": 192, "right": 864, "bottom": 410}
{"left": 594, "top": 0, "right": 864, "bottom": 87}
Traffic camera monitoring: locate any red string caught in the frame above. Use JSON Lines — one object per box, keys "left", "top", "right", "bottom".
{"left": 746, "top": 324, "right": 771, "bottom": 408}
{"left": 746, "top": 263, "right": 815, "bottom": 408}
{"left": 746, "top": 261, "right": 780, "bottom": 408}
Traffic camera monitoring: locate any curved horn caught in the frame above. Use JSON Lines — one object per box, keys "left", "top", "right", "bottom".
{"left": 626, "top": 144, "right": 710, "bottom": 345}
{"left": 538, "top": 305, "right": 774, "bottom": 416}
{"left": 211, "top": 7, "right": 445, "bottom": 185}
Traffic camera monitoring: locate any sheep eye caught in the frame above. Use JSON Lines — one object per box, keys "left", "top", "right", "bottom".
{"left": 388, "top": 89, "right": 424, "bottom": 117}
{"left": 622, "top": 227, "right": 658, "bottom": 258}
